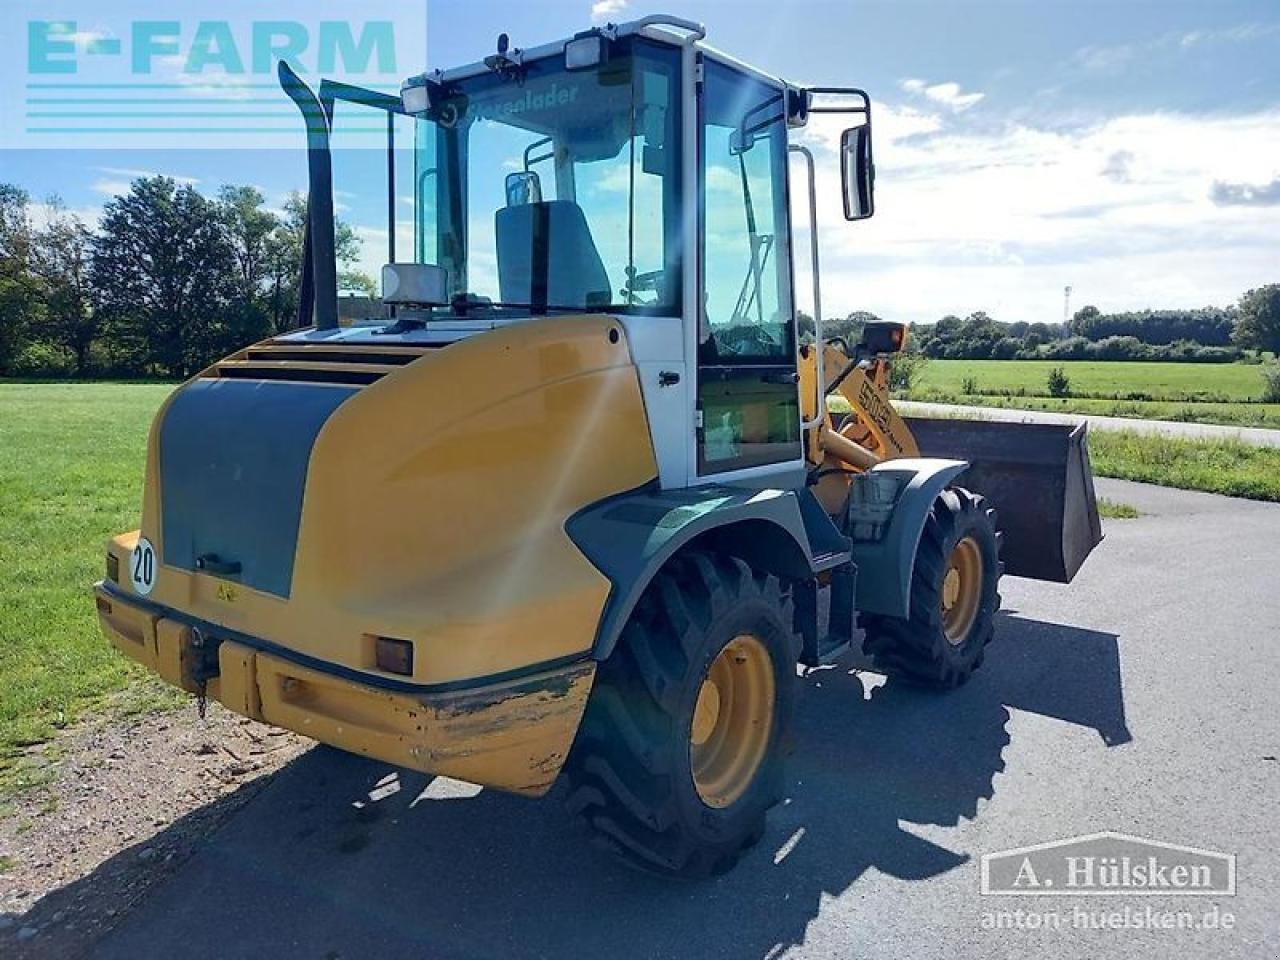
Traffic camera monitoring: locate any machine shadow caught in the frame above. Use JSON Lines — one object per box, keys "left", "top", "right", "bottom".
{"left": 49, "top": 614, "right": 1126, "bottom": 960}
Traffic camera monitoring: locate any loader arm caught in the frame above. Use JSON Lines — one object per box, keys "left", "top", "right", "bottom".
{"left": 798, "top": 338, "right": 1102, "bottom": 584}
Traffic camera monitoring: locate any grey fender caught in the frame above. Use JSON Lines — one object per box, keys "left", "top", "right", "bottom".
{"left": 851, "top": 457, "right": 969, "bottom": 619}
{"left": 566, "top": 485, "right": 849, "bottom": 661}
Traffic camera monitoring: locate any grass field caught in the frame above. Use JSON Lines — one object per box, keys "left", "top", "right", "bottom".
{"left": 1087, "top": 430, "right": 1280, "bottom": 501}
{"left": 0, "top": 383, "right": 174, "bottom": 792}
{"left": 906, "top": 359, "right": 1280, "bottom": 428}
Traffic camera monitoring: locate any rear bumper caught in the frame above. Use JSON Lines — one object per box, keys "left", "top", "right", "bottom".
{"left": 93, "top": 582, "right": 595, "bottom": 796}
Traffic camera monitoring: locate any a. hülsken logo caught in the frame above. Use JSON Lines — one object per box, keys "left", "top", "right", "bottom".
{"left": 981, "top": 832, "right": 1236, "bottom": 896}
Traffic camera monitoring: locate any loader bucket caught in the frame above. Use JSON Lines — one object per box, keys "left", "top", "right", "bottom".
{"left": 903, "top": 416, "right": 1103, "bottom": 583}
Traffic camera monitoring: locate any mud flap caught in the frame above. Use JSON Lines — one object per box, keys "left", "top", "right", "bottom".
{"left": 904, "top": 416, "right": 1103, "bottom": 583}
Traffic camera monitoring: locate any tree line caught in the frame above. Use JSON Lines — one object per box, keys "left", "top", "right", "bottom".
{"left": 0, "top": 177, "right": 370, "bottom": 379}
{"left": 805, "top": 290, "right": 1280, "bottom": 365}
{"left": 906, "top": 293, "right": 1280, "bottom": 363}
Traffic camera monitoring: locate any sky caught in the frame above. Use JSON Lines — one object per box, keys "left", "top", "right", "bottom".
{"left": 1, "top": 0, "right": 1278, "bottom": 324}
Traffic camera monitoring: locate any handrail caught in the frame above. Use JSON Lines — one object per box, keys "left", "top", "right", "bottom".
{"left": 609, "top": 14, "right": 707, "bottom": 42}
{"left": 790, "top": 144, "right": 825, "bottom": 429}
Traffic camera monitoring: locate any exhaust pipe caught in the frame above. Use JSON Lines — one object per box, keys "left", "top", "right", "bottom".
{"left": 279, "top": 61, "right": 339, "bottom": 331}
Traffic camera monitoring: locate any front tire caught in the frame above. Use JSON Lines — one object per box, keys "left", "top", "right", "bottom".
{"left": 565, "top": 552, "right": 797, "bottom": 878}
{"left": 861, "top": 487, "right": 1002, "bottom": 688}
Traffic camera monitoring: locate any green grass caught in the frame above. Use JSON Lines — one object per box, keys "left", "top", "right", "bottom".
{"left": 902, "top": 360, "right": 1280, "bottom": 429}
{"left": 1089, "top": 430, "right": 1280, "bottom": 501}
{"left": 902, "top": 391, "right": 1280, "bottom": 429}
{"left": 0, "top": 854, "right": 15, "bottom": 873}
{"left": 0, "top": 382, "right": 172, "bottom": 787}
{"left": 1096, "top": 497, "right": 1141, "bottom": 519}
{"left": 913, "top": 359, "right": 1271, "bottom": 402}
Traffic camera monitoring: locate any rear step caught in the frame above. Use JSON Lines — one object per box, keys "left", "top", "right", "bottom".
{"left": 797, "top": 562, "right": 857, "bottom": 667}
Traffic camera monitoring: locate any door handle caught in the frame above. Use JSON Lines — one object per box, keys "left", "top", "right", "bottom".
{"left": 196, "top": 554, "right": 242, "bottom": 576}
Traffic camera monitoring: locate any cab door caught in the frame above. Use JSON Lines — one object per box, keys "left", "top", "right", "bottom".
{"left": 695, "top": 57, "right": 801, "bottom": 479}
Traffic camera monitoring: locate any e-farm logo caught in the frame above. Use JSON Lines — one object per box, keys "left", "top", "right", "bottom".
{"left": 981, "top": 832, "right": 1236, "bottom": 897}
{"left": 2, "top": 1, "right": 426, "bottom": 149}
{"left": 28, "top": 20, "right": 397, "bottom": 77}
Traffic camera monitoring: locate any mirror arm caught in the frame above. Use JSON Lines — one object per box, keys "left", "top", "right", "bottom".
{"left": 802, "top": 86, "right": 872, "bottom": 118}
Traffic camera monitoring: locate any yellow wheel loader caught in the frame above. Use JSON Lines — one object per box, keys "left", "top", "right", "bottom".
{"left": 93, "top": 14, "right": 1102, "bottom": 878}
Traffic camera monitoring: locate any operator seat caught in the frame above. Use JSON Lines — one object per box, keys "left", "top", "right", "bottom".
{"left": 495, "top": 200, "right": 612, "bottom": 309}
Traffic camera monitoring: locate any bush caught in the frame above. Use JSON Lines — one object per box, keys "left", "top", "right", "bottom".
{"left": 1090, "top": 335, "right": 1149, "bottom": 361}
{"left": 888, "top": 351, "right": 928, "bottom": 393}
{"left": 1047, "top": 366, "right": 1071, "bottom": 398}
{"left": 991, "top": 337, "right": 1021, "bottom": 360}
{"left": 1041, "top": 336, "right": 1092, "bottom": 361}
{"left": 961, "top": 375, "right": 978, "bottom": 395}
{"left": 1262, "top": 365, "right": 1280, "bottom": 403}
{"left": 8, "top": 341, "right": 76, "bottom": 378}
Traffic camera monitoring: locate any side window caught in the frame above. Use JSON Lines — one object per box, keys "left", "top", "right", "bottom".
{"left": 699, "top": 62, "right": 794, "bottom": 361}
{"left": 576, "top": 52, "right": 681, "bottom": 309}
{"left": 327, "top": 96, "right": 416, "bottom": 324}
{"left": 696, "top": 60, "right": 801, "bottom": 476}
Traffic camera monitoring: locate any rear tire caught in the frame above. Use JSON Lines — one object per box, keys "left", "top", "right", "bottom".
{"left": 564, "top": 552, "right": 797, "bottom": 879}
{"left": 861, "top": 487, "right": 1002, "bottom": 688}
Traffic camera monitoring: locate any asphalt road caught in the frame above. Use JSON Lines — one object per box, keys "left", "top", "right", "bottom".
{"left": 897, "top": 400, "right": 1280, "bottom": 447}
{"left": 87, "top": 478, "right": 1277, "bottom": 960}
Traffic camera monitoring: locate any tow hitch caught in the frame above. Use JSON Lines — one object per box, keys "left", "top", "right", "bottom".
{"left": 189, "top": 628, "right": 223, "bottom": 718}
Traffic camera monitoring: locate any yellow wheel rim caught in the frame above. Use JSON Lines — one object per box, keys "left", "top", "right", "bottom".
{"left": 689, "top": 634, "right": 775, "bottom": 809}
{"left": 941, "top": 536, "right": 984, "bottom": 646}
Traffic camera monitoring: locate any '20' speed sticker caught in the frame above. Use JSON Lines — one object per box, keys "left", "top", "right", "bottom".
{"left": 130, "top": 537, "right": 157, "bottom": 596}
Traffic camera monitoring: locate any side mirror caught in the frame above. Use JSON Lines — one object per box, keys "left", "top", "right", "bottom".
{"left": 841, "top": 124, "right": 875, "bottom": 220}
{"left": 382, "top": 263, "right": 449, "bottom": 306}
{"left": 504, "top": 171, "right": 542, "bottom": 207}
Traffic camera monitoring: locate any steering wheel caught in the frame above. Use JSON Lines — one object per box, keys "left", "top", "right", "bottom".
{"left": 621, "top": 266, "right": 665, "bottom": 303}
{"left": 722, "top": 323, "right": 781, "bottom": 355}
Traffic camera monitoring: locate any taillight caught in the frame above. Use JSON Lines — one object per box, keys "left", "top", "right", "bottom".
{"left": 106, "top": 553, "right": 119, "bottom": 583}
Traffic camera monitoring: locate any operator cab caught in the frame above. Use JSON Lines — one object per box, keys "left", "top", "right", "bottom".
{"left": 281, "top": 13, "right": 874, "bottom": 490}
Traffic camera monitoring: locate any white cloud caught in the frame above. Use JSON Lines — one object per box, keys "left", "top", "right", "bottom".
{"left": 1180, "top": 22, "right": 1279, "bottom": 48}
{"left": 90, "top": 179, "right": 135, "bottom": 198}
{"left": 1071, "top": 43, "right": 1135, "bottom": 74}
{"left": 590, "top": 0, "right": 630, "bottom": 23}
{"left": 96, "top": 167, "right": 200, "bottom": 184}
{"left": 923, "top": 82, "right": 985, "bottom": 112}
{"left": 792, "top": 106, "right": 1280, "bottom": 321}
{"left": 89, "top": 167, "right": 200, "bottom": 197}
{"left": 1072, "top": 22, "right": 1280, "bottom": 76}
{"left": 900, "top": 78, "right": 984, "bottom": 112}
{"left": 28, "top": 201, "right": 101, "bottom": 232}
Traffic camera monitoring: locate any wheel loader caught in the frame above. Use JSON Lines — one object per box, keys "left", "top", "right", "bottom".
{"left": 93, "top": 14, "right": 1102, "bottom": 878}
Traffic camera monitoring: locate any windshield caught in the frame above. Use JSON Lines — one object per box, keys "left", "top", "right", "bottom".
{"left": 414, "top": 37, "right": 682, "bottom": 314}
